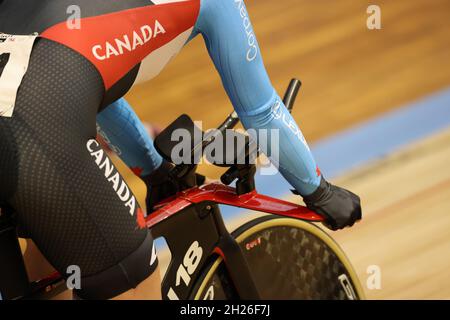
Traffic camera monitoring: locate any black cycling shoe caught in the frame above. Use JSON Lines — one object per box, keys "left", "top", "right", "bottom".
{"left": 299, "top": 176, "right": 362, "bottom": 231}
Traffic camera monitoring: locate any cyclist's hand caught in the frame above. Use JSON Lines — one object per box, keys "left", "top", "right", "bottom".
{"left": 302, "top": 177, "right": 362, "bottom": 231}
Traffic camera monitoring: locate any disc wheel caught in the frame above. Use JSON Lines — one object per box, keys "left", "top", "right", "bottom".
{"left": 191, "top": 215, "right": 365, "bottom": 300}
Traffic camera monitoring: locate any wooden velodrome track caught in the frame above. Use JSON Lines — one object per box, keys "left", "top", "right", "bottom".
{"left": 111, "top": 0, "right": 450, "bottom": 299}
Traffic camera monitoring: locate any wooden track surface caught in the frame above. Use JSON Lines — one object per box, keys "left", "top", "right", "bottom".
{"left": 111, "top": 0, "right": 450, "bottom": 299}
{"left": 329, "top": 129, "right": 450, "bottom": 300}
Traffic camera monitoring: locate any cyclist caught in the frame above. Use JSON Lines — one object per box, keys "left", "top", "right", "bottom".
{"left": 0, "top": 0, "right": 361, "bottom": 300}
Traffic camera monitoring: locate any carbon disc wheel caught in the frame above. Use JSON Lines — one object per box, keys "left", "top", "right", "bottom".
{"left": 191, "top": 215, "right": 365, "bottom": 300}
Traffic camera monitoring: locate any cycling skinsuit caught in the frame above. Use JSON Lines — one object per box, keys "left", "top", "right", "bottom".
{"left": 0, "top": 0, "right": 320, "bottom": 299}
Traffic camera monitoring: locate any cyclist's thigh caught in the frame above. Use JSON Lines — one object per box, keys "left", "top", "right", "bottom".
{"left": 0, "top": 38, "right": 158, "bottom": 299}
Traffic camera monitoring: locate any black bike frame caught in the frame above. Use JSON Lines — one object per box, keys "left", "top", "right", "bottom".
{"left": 152, "top": 201, "right": 261, "bottom": 300}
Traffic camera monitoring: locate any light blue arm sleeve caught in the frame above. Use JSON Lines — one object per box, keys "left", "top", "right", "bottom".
{"left": 96, "top": 98, "right": 163, "bottom": 177}
{"left": 191, "top": 0, "right": 321, "bottom": 195}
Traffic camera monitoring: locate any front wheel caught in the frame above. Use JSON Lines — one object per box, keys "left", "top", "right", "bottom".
{"left": 191, "top": 215, "right": 365, "bottom": 300}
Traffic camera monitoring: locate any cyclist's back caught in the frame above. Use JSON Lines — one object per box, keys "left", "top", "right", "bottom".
{"left": 1, "top": 0, "right": 200, "bottom": 107}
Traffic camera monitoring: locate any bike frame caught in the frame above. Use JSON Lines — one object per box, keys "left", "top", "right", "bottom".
{"left": 147, "top": 183, "right": 323, "bottom": 300}
{"left": 147, "top": 184, "right": 323, "bottom": 229}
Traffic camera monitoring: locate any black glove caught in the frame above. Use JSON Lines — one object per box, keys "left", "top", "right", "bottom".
{"left": 301, "top": 176, "right": 362, "bottom": 231}
{"left": 143, "top": 161, "right": 207, "bottom": 213}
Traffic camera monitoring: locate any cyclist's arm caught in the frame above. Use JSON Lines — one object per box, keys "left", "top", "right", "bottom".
{"left": 96, "top": 98, "right": 163, "bottom": 177}
{"left": 190, "top": 0, "right": 320, "bottom": 195}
